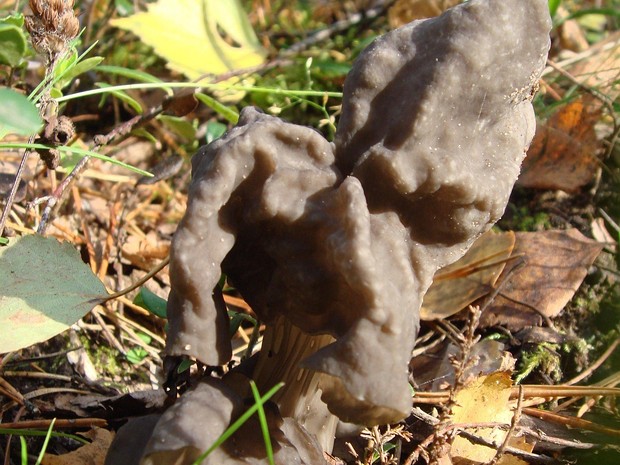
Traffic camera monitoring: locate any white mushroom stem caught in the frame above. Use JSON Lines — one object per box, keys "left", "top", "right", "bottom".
{"left": 253, "top": 316, "right": 339, "bottom": 452}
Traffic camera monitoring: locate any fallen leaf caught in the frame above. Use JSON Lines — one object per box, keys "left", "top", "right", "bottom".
{"left": 0, "top": 235, "right": 107, "bottom": 353}
{"left": 111, "top": 0, "right": 266, "bottom": 80}
{"left": 121, "top": 231, "right": 170, "bottom": 270}
{"left": 481, "top": 229, "right": 603, "bottom": 330}
{"left": 556, "top": 6, "right": 589, "bottom": 52}
{"left": 450, "top": 372, "right": 531, "bottom": 465}
{"left": 569, "top": 30, "right": 620, "bottom": 101}
{"left": 41, "top": 428, "right": 114, "bottom": 465}
{"left": 411, "top": 339, "right": 515, "bottom": 391}
{"left": 518, "top": 96, "right": 601, "bottom": 192}
{"left": 421, "top": 230, "right": 515, "bottom": 320}
{"left": 519, "top": 32, "right": 620, "bottom": 192}
{"left": 388, "top": 0, "right": 461, "bottom": 28}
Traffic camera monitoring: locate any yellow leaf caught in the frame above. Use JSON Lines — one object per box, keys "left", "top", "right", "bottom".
{"left": 111, "top": 0, "right": 266, "bottom": 80}
{"left": 449, "top": 372, "right": 533, "bottom": 465}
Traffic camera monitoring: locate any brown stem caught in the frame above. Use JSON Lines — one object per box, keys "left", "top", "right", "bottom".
{"left": 0, "top": 146, "right": 34, "bottom": 238}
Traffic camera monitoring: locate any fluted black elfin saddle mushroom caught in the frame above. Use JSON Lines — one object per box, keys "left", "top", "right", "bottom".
{"left": 105, "top": 1, "right": 551, "bottom": 463}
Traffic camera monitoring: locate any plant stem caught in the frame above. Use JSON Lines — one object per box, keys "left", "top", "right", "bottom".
{"left": 0, "top": 143, "right": 34, "bottom": 239}
{"left": 54, "top": 82, "right": 342, "bottom": 103}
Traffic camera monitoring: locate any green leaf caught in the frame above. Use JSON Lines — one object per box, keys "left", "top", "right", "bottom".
{"left": 110, "top": 0, "right": 266, "bottom": 80}
{"left": 126, "top": 346, "right": 149, "bottom": 364}
{"left": 0, "top": 88, "right": 43, "bottom": 136}
{"left": 176, "top": 358, "right": 194, "bottom": 373}
{"left": 548, "top": 0, "right": 561, "bottom": 17}
{"left": 1, "top": 14, "right": 25, "bottom": 28}
{"left": 54, "top": 56, "right": 105, "bottom": 90}
{"left": 134, "top": 287, "right": 167, "bottom": 319}
{"left": 249, "top": 381, "right": 275, "bottom": 465}
{"left": 34, "top": 419, "right": 56, "bottom": 465}
{"left": 95, "top": 65, "right": 166, "bottom": 85}
{"left": 114, "top": 0, "right": 135, "bottom": 16}
{"left": 196, "top": 92, "right": 238, "bottom": 124}
{"left": 228, "top": 310, "right": 256, "bottom": 337}
{"left": 158, "top": 115, "right": 196, "bottom": 141}
{"left": 311, "top": 59, "right": 351, "bottom": 78}
{"left": 0, "top": 142, "right": 154, "bottom": 177}
{"left": 0, "top": 235, "right": 108, "bottom": 354}
{"left": 96, "top": 82, "right": 144, "bottom": 114}
{"left": 0, "top": 19, "right": 27, "bottom": 67}
{"left": 205, "top": 121, "right": 228, "bottom": 143}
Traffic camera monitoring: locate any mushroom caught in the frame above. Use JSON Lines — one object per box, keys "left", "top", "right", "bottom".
{"left": 107, "top": 0, "right": 551, "bottom": 463}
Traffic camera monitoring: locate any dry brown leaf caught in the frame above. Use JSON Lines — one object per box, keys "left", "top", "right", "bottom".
{"left": 571, "top": 31, "right": 620, "bottom": 101}
{"left": 556, "top": 6, "right": 589, "bottom": 52}
{"left": 449, "top": 372, "right": 531, "bottom": 464}
{"left": 518, "top": 95, "right": 601, "bottom": 192}
{"left": 481, "top": 229, "right": 604, "bottom": 330}
{"left": 41, "top": 428, "right": 114, "bottom": 465}
{"left": 520, "top": 32, "right": 619, "bottom": 192}
{"left": 121, "top": 231, "right": 170, "bottom": 270}
{"left": 411, "top": 339, "right": 515, "bottom": 391}
{"left": 388, "top": 0, "right": 461, "bottom": 28}
{"left": 421, "top": 230, "right": 515, "bottom": 320}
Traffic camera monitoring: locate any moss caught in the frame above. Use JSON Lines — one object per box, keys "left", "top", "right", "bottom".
{"left": 78, "top": 333, "right": 124, "bottom": 379}
{"left": 502, "top": 203, "right": 552, "bottom": 231}
{"left": 515, "top": 342, "right": 562, "bottom": 384}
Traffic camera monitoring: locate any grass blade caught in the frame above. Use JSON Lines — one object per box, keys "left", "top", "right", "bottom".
{"left": 34, "top": 418, "right": 55, "bottom": 465}
{"left": 190, "top": 382, "right": 284, "bottom": 465}
{"left": 249, "top": 380, "right": 275, "bottom": 465}
{"left": 0, "top": 142, "right": 153, "bottom": 177}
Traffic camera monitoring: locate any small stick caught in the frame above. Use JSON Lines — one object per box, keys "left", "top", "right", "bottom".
{"left": 0, "top": 418, "right": 107, "bottom": 429}
{"left": 102, "top": 256, "right": 170, "bottom": 301}
{"left": 523, "top": 407, "right": 620, "bottom": 437}
{"left": 37, "top": 106, "right": 163, "bottom": 234}
{"left": 489, "top": 385, "right": 524, "bottom": 465}
{"left": 0, "top": 146, "right": 33, "bottom": 238}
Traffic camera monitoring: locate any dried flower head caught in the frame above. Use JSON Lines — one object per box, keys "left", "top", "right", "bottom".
{"left": 25, "top": 0, "right": 79, "bottom": 59}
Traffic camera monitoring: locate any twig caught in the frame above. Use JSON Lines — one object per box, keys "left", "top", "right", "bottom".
{"left": 90, "top": 307, "right": 127, "bottom": 355}
{"left": 36, "top": 107, "right": 163, "bottom": 234}
{"left": 599, "top": 207, "right": 620, "bottom": 234}
{"left": 1, "top": 371, "right": 72, "bottom": 382}
{"left": 541, "top": 37, "right": 620, "bottom": 78}
{"left": 0, "top": 418, "right": 107, "bottom": 429}
{"left": 101, "top": 255, "right": 170, "bottom": 301}
{"left": 0, "top": 347, "right": 82, "bottom": 365}
{"left": 0, "top": 146, "right": 34, "bottom": 238}
{"left": 0, "top": 376, "right": 25, "bottom": 407}
{"left": 518, "top": 426, "right": 596, "bottom": 449}
{"left": 412, "top": 384, "right": 620, "bottom": 406}
{"left": 404, "top": 421, "right": 557, "bottom": 465}
{"left": 100, "top": 306, "right": 165, "bottom": 347}
{"left": 523, "top": 407, "right": 620, "bottom": 438}
{"left": 281, "top": 0, "right": 396, "bottom": 56}
{"left": 490, "top": 385, "right": 524, "bottom": 465}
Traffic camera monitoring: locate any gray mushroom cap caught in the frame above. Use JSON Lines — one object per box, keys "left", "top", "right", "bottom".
{"left": 165, "top": 0, "right": 550, "bottom": 429}
{"left": 138, "top": 2, "right": 554, "bottom": 464}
